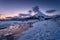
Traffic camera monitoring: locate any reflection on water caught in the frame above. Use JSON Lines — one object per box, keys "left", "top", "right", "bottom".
{"left": 0, "top": 21, "right": 33, "bottom": 40}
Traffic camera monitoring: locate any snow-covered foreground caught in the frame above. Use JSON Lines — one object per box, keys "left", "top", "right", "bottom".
{"left": 17, "top": 19, "right": 60, "bottom": 40}
{"left": 0, "top": 18, "right": 60, "bottom": 40}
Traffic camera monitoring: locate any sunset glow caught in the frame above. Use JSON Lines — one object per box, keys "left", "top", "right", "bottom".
{"left": 0, "top": 0, "right": 60, "bottom": 19}
{"left": 0, "top": 15, "right": 6, "bottom": 19}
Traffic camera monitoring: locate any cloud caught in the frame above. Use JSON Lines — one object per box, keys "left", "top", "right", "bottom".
{"left": 46, "top": 10, "right": 56, "bottom": 13}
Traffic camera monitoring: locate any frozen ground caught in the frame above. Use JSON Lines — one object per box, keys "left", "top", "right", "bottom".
{"left": 0, "top": 17, "right": 60, "bottom": 40}
{"left": 17, "top": 18, "right": 60, "bottom": 40}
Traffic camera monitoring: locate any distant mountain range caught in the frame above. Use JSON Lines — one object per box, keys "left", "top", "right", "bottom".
{"left": 0, "top": 15, "right": 59, "bottom": 21}
{"left": 0, "top": 12, "right": 60, "bottom": 21}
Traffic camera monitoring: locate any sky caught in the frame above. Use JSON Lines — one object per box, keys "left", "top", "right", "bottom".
{"left": 0, "top": 0, "right": 60, "bottom": 18}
